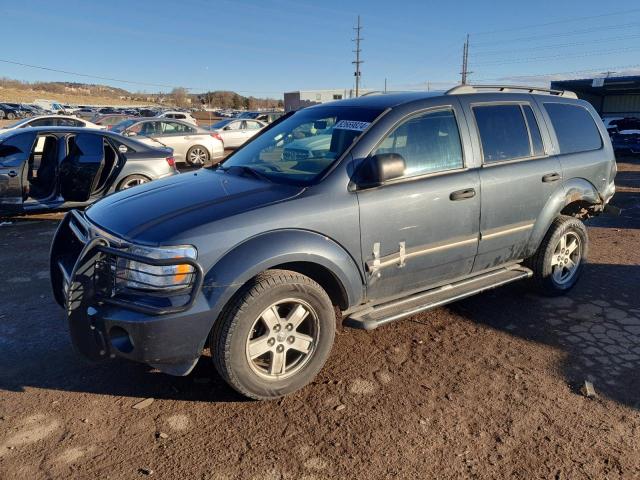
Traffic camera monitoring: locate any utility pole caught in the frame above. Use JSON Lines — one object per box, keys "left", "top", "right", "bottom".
{"left": 461, "top": 34, "right": 471, "bottom": 85}
{"left": 384, "top": 78, "right": 387, "bottom": 93}
{"left": 352, "top": 15, "right": 363, "bottom": 97}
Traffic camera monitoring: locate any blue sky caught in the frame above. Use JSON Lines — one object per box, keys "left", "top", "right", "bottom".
{"left": 2, "top": 0, "right": 640, "bottom": 98}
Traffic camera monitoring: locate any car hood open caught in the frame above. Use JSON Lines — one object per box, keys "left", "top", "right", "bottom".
{"left": 85, "top": 169, "right": 304, "bottom": 245}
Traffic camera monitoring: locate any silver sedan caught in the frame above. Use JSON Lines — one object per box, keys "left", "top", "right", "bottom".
{"left": 113, "top": 118, "right": 224, "bottom": 166}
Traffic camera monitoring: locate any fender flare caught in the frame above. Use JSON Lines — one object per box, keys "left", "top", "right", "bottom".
{"left": 202, "top": 229, "right": 365, "bottom": 318}
{"left": 527, "top": 177, "right": 600, "bottom": 256}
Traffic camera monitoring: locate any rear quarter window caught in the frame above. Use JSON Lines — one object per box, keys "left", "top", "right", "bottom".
{"left": 544, "top": 103, "right": 602, "bottom": 154}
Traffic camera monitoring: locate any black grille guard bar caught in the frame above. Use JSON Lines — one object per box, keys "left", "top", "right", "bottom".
{"left": 65, "top": 236, "right": 204, "bottom": 316}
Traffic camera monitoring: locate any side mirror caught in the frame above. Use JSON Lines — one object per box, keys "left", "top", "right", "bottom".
{"left": 223, "top": 126, "right": 232, "bottom": 131}
{"left": 357, "top": 153, "right": 406, "bottom": 188}
{"left": 314, "top": 120, "right": 327, "bottom": 130}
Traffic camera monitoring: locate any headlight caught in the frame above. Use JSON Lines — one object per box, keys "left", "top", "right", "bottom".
{"left": 121, "top": 245, "right": 197, "bottom": 291}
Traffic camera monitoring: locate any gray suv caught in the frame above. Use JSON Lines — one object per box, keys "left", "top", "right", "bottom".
{"left": 50, "top": 85, "right": 617, "bottom": 400}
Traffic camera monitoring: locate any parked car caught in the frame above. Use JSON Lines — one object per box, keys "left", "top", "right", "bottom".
{"left": 208, "top": 118, "right": 267, "bottom": 148}
{"left": 609, "top": 117, "right": 640, "bottom": 157}
{"left": 0, "top": 115, "right": 104, "bottom": 132}
{"left": 155, "top": 111, "right": 198, "bottom": 125}
{"left": 75, "top": 108, "right": 98, "bottom": 120}
{"left": 90, "top": 114, "right": 132, "bottom": 130}
{"left": 0, "top": 127, "right": 178, "bottom": 214}
{"left": 112, "top": 118, "right": 224, "bottom": 166}
{"left": 0, "top": 103, "right": 26, "bottom": 120}
{"left": 237, "top": 111, "right": 285, "bottom": 123}
{"left": 50, "top": 85, "right": 616, "bottom": 400}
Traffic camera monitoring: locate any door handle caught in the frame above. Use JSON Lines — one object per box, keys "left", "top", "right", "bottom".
{"left": 7, "top": 170, "right": 17, "bottom": 178}
{"left": 542, "top": 172, "right": 561, "bottom": 183}
{"left": 449, "top": 188, "right": 476, "bottom": 201}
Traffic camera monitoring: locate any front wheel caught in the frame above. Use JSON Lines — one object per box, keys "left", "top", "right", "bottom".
{"left": 526, "top": 215, "right": 588, "bottom": 296}
{"left": 186, "top": 145, "right": 209, "bottom": 167}
{"left": 210, "top": 270, "right": 336, "bottom": 400}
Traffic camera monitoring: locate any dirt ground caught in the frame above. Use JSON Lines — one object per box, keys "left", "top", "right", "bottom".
{"left": 0, "top": 158, "right": 639, "bottom": 480}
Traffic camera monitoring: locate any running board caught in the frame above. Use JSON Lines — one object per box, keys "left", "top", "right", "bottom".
{"left": 344, "top": 265, "right": 533, "bottom": 330}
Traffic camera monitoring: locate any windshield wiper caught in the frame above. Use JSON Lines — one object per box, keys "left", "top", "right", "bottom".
{"left": 220, "top": 165, "right": 273, "bottom": 182}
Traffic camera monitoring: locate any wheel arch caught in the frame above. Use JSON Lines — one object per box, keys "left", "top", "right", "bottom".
{"left": 202, "top": 229, "right": 364, "bottom": 316}
{"left": 526, "top": 177, "right": 600, "bottom": 257}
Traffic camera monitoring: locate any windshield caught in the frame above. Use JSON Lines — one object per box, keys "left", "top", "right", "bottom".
{"left": 111, "top": 119, "right": 137, "bottom": 133}
{"left": 220, "top": 106, "right": 384, "bottom": 185}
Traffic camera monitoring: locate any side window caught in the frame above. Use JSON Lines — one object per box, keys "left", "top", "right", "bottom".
{"left": 246, "top": 121, "right": 262, "bottom": 130}
{"left": 373, "top": 109, "right": 464, "bottom": 177}
{"left": 473, "top": 104, "right": 531, "bottom": 162}
{"left": 544, "top": 103, "right": 602, "bottom": 154}
{"left": 29, "top": 118, "right": 56, "bottom": 127}
{"left": 67, "top": 134, "right": 103, "bottom": 162}
{"left": 227, "top": 121, "right": 241, "bottom": 130}
{"left": 522, "top": 105, "right": 544, "bottom": 157}
{"left": 161, "top": 121, "right": 193, "bottom": 134}
{"left": 0, "top": 133, "right": 35, "bottom": 166}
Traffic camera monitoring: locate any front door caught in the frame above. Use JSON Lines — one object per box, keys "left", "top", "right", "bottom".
{"left": 462, "top": 101, "right": 564, "bottom": 271}
{"left": 356, "top": 107, "right": 481, "bottom": 301}
{"left": 59, "top": 133, "right": 105, "bottom": 202}
{"left": 0, "top": 131, "right": 35, "bottom": 212}
{"left": 222, "top": 120, "right": 246, "bottom": 147}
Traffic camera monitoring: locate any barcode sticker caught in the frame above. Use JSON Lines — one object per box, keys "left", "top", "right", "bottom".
{"left": 334, "top": 120, "right": 371, "bottom": 131}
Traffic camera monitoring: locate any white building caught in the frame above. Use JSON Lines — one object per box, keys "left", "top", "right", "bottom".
{"left": 284, "top": 88, "right": 375, "bottom": 112}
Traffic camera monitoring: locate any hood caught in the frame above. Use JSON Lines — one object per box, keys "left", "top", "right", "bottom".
{"left": 284, "top": 134, "right": 331, "bottom": 152}
{"left": 85, "top": 169, "right": 303, "bottom": 245}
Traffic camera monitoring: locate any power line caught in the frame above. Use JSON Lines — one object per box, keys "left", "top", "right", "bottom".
{"left": 473, "top": 33, "right": 640, "bottom": 57}
{"left": 0, "top": 58, "right": 187, "bottom": 89}
{"left": 473, "top": 64, "right": 640, "bottom": 82}
{"left": 471, "top": 46, "right": 640, "bottom": 67}
{"left": 471, "top": 7, "right": 640, "bottom": 36}
{"left": 472, "top": 22, "right": 640, "bottom": 48}
{"left": 352, "top": 15, "right": 363, "bottom": 97}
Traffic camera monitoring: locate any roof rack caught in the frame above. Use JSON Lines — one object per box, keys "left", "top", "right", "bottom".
{"left": 446, "top": 84, "right": 578, "bottom": 99}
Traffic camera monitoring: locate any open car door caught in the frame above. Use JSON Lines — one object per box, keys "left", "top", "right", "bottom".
{"left": 59, "top": 133, "right": 106, "bottom": 203}
{"left": 0, "top": 131, "right": 35, "bottom": 213}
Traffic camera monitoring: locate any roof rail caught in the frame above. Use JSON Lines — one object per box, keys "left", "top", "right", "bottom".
{"left": 446, "top": 84, "right": 578, "bottom": 99}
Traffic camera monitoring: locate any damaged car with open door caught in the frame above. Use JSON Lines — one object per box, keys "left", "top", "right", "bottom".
{"left": 0, "top": 127, "right": 178, "bottom": 215}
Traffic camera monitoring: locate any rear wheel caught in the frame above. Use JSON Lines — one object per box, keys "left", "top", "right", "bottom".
{"left": 117, "top": 174, "right": 150, "bottom": 191}
{"left": 186, "top": 145, "right": 209, "bottom": 167}
{"left": 210, "top": 270, "right": 336, "bottom": 400}
{"left": 6, "top": 112, "right": 15, "bottom": 120}
{"left": 526, "top": 215, "right": 588, "bottom": 296}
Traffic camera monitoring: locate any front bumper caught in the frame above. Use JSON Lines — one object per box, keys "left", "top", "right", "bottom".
{"left": 50, "top": 211, "right": 211, "bottom": 375}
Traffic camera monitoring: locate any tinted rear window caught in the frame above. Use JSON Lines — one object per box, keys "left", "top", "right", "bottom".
{"left": 473, "top": 104, "right": 531, "bottom": 162}
{"left": 544, "top": 103, "right": 602, "bottom": 154}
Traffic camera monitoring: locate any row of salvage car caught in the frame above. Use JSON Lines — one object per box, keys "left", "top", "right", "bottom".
{"left": 0, "top": 107, "right": 284, "bottom": 214}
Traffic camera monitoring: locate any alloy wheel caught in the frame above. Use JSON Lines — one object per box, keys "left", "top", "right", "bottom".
{"left": 245, "top": 299, "right": 319, "bottom": 379}
{"left": 189, "top": 147, "right": 207, "bottom": 165}
{"left": 550, "top": 231, "right": 582, "bottom": 285}
{"left": 121, "top": 177, "right": 148, "bottom": 189}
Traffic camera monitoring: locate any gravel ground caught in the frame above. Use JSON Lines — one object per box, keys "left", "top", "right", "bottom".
{"left": 0, "top": 158, "right": 639, "bottom": 479}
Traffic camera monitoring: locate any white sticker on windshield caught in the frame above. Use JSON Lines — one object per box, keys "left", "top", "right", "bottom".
{"left": 334, "top": 120, "right": 371, "bottom": 131}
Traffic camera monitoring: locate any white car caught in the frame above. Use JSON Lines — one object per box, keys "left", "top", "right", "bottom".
{"left": 0, "top": 115, "right": 105, "bottom": 132}
{"left": 155, "top": 111, "right": 198, "bottom": 125}
{"left": 209, "top": 119, "right": 267, "bottom": 148}
{"left": 112, "top": 118, "right": 224, "bottom": 166}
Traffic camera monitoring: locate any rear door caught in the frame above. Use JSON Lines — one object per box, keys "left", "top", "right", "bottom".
{"left": 59, "top": 132, "right": 105, "bottom": 202}
{"left": 222, "top": 120, "right": 245, "bottom": 147}
{"left": 459, "top": 97, "right": 564, "bottom": 271}
{"left": 0, "top": 132, "right": 35, "bottom": 211}
{"left": 156, "top": 121, "right": 197, "bottom": 161}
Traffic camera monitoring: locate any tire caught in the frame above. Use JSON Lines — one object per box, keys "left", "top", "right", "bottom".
{"left": 210, "top": 269, "right": 336, "bottom": 400}
{"left": 526, "top": 215, "right": 588, "bottom": 296}
{"left": 117, "top": 174, "right": 150, "bottom": 191}
{"left": 186, "top": 145, "right": 209, "bottom": 167}
{"left": 6, "top": 112, "right": 15, "bottom": 120}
